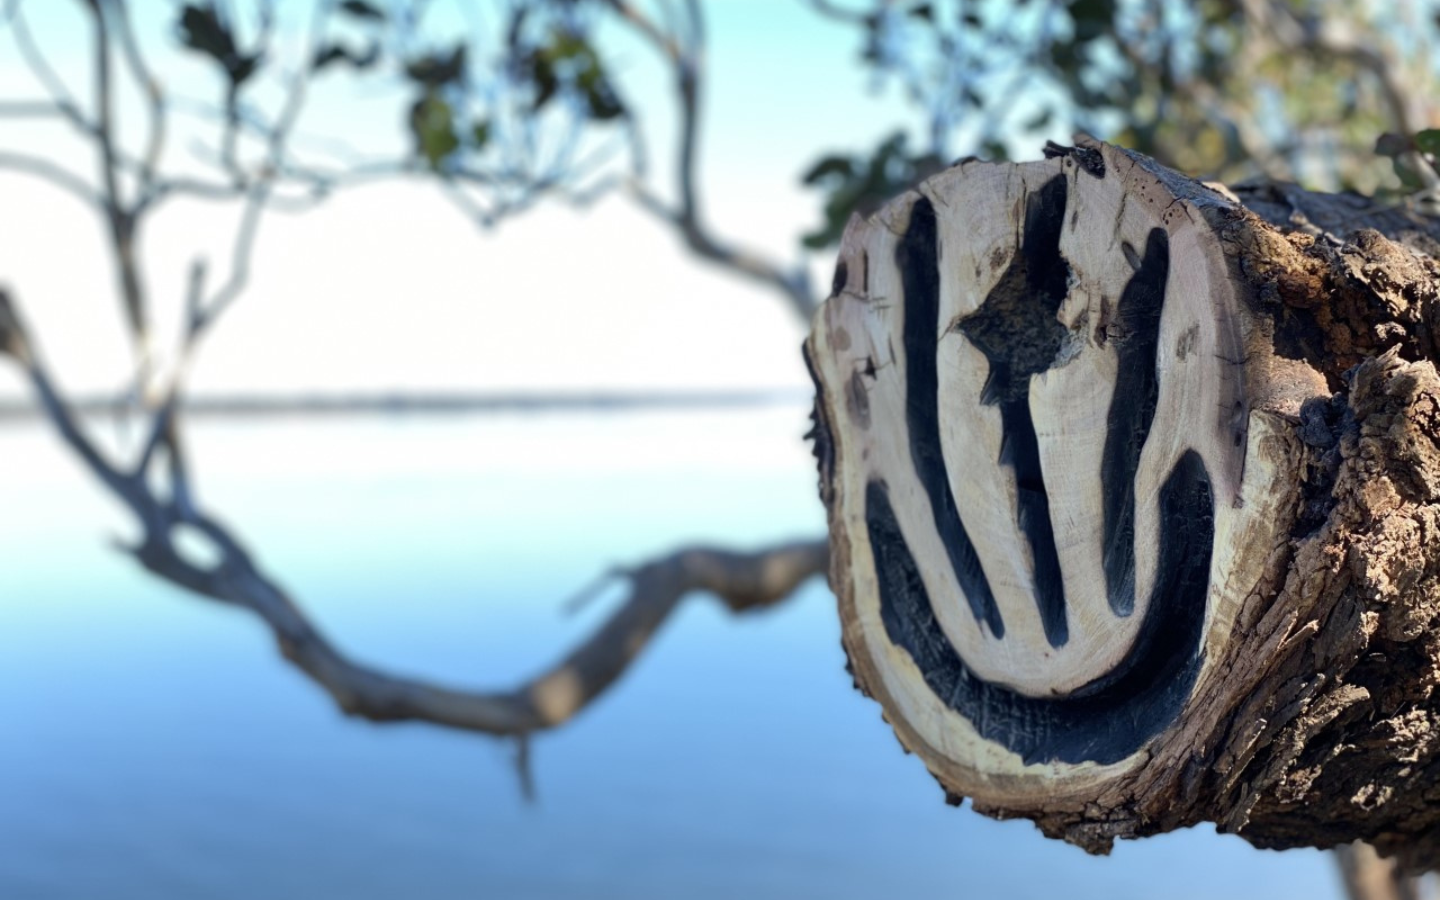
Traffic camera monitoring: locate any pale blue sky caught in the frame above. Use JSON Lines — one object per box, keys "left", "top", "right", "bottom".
{"left": 0, "top": 1, "right": 941, "bottom": 398}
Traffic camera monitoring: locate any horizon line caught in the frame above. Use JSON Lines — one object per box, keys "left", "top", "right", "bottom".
{"left": 0, "top": 388, "right": 814, "bottom": 421}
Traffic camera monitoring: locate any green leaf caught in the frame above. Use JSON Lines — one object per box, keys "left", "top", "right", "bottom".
{"left": 526, "top": 30, "right": 624, "bottom": 120}
{"left": 230, "top": 53, "right": 261, "bottom": 86}
{"left": 802, "top": 156, "right": 856, "bottom": 185}
{"left": 908, "top": 3, "right": 934, "bottom": 20}
{"left": 1068, "top": 0, "right": 1116, "bottom": 42}
{"left": 409, "top": 91, "right": 460, "bottom": 170}
{"left": 405, "top": 45, "right": 467, "bottom": 87}
{"left": 177, "top": 4, "right": 237, "bottom": 62}
{"left": 176, "top": 4, "right": 262, "bottom": 86}
{"left": 1375, "top": 132, "right": 1410, "bottom": 158}
{"left": 980, "top": 139, "right": 1009, "bottom": 161}
{"left": 313, "top": 41, "right": 380, "bottom": 72}
{"left": 800, "top": 134, "right": 948, "bottom": 249}
{"left": 585, "top": 83, "right": 624, "bottom": 120}
{"left": 1394, "top": 158, "right": 1425, "bottom": 191}
{"left": 338, "top": 0, "right": 387, "bottom": 21}
{"left": 471, "top": 121, "right": 492, "bottom": 149}
{"left": 1022, "top": 107, "right": 1054, "bottom": 131}
{"left": 531, "top": 56, "right": 558, "bottom": 110}
{"left": 1416, "top": 129, "right": 1440, "bottom": 157}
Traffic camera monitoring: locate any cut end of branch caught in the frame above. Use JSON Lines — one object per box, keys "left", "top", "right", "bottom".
{"left": 806, "top": 138, "right": 1440, "bottom": 868}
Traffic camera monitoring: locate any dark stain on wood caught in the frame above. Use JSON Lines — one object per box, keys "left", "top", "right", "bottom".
{"left": 1101, "top": 227, "right": 1169, "bottom": 617}
{"left": 897, "top": 197, "right": 1006, "bottom": 638}
{"left": 865, "top": 449, "right": 1212, "bottom": 765}
{"left": 1122, "top": 240, "right": 1142, "bottom": 272}
{"left": 1176, "top": 324, "right": 1199, "bottom": 361}
{"left": 846, "top": 369, "right": 871, "bottom": 429}
{"left": 802, "top": 342, "right": 837, "bottom": 509}
{"left": 1095, "top": 295, "right": 1112, "bottom": 347}
{"left": 955, "top": 174, "right": 1072, "bottom": 647}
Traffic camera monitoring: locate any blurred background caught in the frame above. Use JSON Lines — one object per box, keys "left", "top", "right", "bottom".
{"left": 2, "top": 1, "right": 1438, "bottom": 897}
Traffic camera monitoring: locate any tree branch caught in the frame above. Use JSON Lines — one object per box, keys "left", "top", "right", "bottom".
{"left": 4, "top": 286, "right": 829, "bottom": 739}
{"left": 110, "top": 0, "right": 167, "bottom": 193}
{"left": 80, "top": 0, "right": 151, "bottom": 370}
{"left": 0, "top": 150, "right": 102, "bottom": 208}
{"left": 605, "top": 0, "right": 818, "bottom": 323}
{"left": 804, "top": 0, "right": 875, "bottom": 25}
{"left": 5, "top": 0, "right": 94, "bottom": 135}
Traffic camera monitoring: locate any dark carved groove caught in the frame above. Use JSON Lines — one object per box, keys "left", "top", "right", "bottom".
{"left": 898, "top": 197, "right": 1005, "bottom": 637}
{"left": 1101, "top": 227, "right": 1170, "bottom": 616}
{"left": 956, "top": 174, "right": 1072, "bottom": 647}
{"left": 866, "top": 448, "right": 1212, "bottom": 765}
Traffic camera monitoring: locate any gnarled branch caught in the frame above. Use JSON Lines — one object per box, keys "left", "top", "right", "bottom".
{"left": 1, "top": 286, "right": 827, "bottom": 738}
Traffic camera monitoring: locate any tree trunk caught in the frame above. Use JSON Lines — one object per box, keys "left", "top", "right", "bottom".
{"left": 804, "top": 138, "right": 1440, "bottom": 870}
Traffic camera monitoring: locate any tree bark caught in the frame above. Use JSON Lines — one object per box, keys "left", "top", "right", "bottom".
{"left": 804, "top": 138, "right": 1440, "bottom": 870}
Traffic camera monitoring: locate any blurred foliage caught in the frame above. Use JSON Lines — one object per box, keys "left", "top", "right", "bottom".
{"left": 165, "top": 0, "right": 1440, "bottom": 250}
{"left": 1377, "top": 128, "right": 1440, "bottom": 190}
{"left": 801, "top": 133, "right": 946, "bottom": 247}
{"left": 176, "top": 3, "right": 264, "bottom": 87}
{"left": 172, "top": 0, "right": 630, "bottom": 180}
{"left": 800, "top": 0, "right": 1440, "bottom": 246}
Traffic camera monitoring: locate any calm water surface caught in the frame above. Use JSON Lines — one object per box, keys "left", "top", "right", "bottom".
{"left": 0, "top": 406, "right": 1343, "bottom": 899}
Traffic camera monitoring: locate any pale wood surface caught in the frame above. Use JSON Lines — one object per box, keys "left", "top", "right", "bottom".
{"left": 807, "top": 138, "right": 1440, "bottom": 869}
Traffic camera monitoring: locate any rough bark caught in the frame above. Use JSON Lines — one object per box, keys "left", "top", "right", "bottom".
{"left": 805, "top": 137, "right": 1440, "bottom": 870}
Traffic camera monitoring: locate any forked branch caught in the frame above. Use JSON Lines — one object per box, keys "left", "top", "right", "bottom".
{"left": 606, "top": 0, "right": 818, "bottom": 322}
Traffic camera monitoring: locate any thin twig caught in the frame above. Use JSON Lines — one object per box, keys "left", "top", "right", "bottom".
{"left": 606, "top": 0, "right": 817, "bottom": 322}
{"left": 0, "top": 150, "right": 102, "bottom": 207}
{"left": 7, "top": 0, "right": 94, "bottom": 135}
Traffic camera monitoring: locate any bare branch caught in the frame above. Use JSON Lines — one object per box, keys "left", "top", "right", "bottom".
{"left": 6, "top": 281, "right": 830, "bottom": 738}
{"left": 142, "top": 529, "right": 830, "bottom": 736}
{"left": 77, "top": 0, "right": 154, "bottom": 375}
{"left": 606, "top": 0, "right": 818, "bottom": 323}
{"left": 190, "top": 3, "right": 327, "bottom": 340}
{"left": 0, "top": 99, "right": 71, "bottom": 118}
{"left": 804, "top": 0, "right": 874, "bottom": 25}
{"left": 0, "top": 291, "right": 138, "bottom": 504}
{"left": 6, "top": 0, "right": 94, "bottom": 135}
{"left": 0, "top": 150, "right": 102, "bottom": 208}
{"left": 110, "top": 0, "right": 167, "bottom": 192}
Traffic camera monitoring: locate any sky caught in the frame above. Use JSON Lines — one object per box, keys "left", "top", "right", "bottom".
{"left": 0, "top": 0, "right": 937, "bottom": 400}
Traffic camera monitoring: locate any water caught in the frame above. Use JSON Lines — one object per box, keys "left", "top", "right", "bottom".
{"left": 0, "top": 406, "right": 1343, "bottom": 899}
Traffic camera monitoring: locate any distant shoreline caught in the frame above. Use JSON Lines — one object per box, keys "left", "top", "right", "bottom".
{"left": 0, "top": 389, "right": 813, "bottom": 421}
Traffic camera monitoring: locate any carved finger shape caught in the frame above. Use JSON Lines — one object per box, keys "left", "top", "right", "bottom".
{"left": 805, "top": 140, "right": 1440, "bottom": 860}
